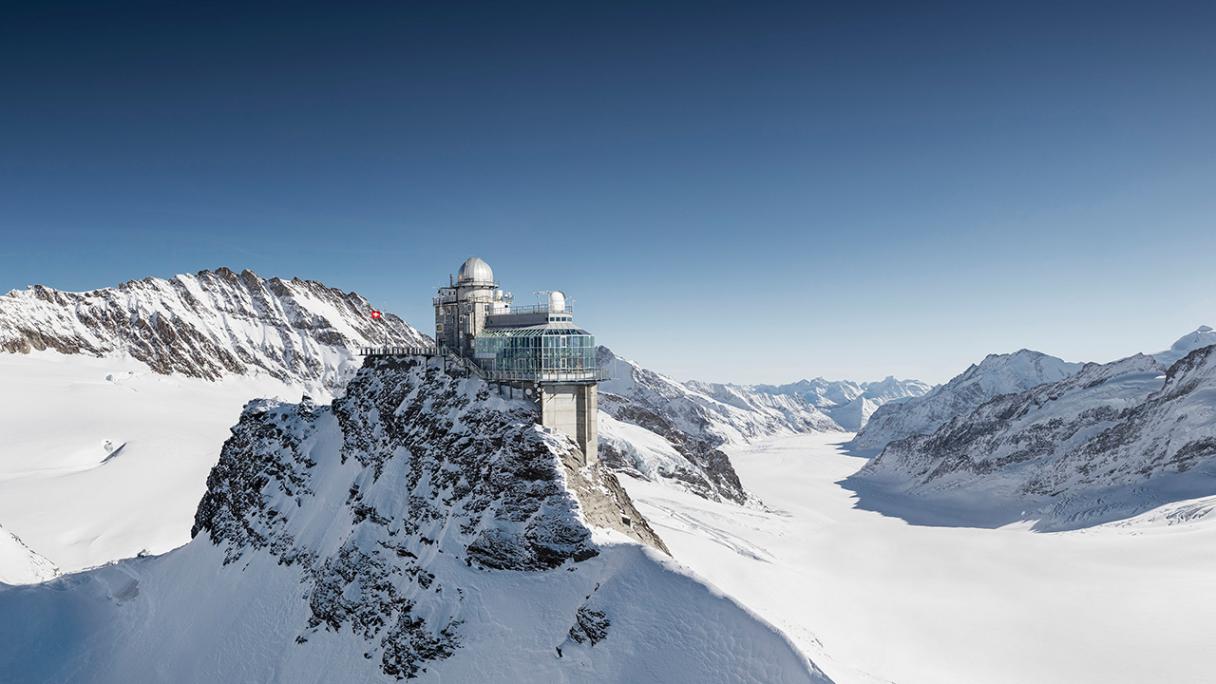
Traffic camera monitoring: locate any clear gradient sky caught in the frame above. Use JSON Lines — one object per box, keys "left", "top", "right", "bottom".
{"left": 1, "top": 1, "right": 1214, "bottom": 384}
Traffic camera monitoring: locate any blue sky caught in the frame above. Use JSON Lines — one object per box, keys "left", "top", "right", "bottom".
{"left": 1, "top": 1, "right": 1214, "bottom": 384}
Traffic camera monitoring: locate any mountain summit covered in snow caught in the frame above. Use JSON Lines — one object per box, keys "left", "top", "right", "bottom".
{"left": 849, "top": 349, "right": 1083, "bottom": 452}
{"left": 0, "top": 267, "right": 427, "bottom": 393}
{"left": 0, "top": 354, "right": 827, "bottom": 683}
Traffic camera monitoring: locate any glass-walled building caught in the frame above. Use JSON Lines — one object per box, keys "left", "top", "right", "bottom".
{"left": 473, "top": 325, "right": 600, "bottom": 382}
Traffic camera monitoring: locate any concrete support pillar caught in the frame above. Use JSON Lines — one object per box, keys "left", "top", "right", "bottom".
{"left": 539, "top": 383, "right": 598, "bottom": 466}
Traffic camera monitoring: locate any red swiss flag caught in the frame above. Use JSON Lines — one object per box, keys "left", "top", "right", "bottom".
{"left": 370, "top": 310, "right": 383, "bottom": 320}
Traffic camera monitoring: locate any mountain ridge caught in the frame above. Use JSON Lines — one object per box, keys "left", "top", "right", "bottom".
{"left": 847, "top": 331, "right": 1216, "bottom": 530}
{"left": 0, "top": 267, "right": 427, "bottom": 393}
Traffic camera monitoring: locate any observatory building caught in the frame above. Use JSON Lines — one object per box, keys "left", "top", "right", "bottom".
{"left": 433, "top": 257, "right": 602, "bottom": 463}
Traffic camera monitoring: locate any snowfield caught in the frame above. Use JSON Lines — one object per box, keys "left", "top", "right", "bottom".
{"left": 0, "top": 350, "right": 310, "bottom": 578}
{"left": 623, "top": 432, "right": 1216, "bottom": 684}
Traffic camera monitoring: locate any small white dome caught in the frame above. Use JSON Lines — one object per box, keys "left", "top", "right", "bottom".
{"left": 548, "top": 290, "right": 566, "bottom": 313}
{"left": 456, "top": 257, "right": 493, "bottom": 285}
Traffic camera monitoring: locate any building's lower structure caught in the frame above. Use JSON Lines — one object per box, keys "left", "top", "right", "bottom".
{"left": 539, "top": 383, "right": 598, "bottom": 466}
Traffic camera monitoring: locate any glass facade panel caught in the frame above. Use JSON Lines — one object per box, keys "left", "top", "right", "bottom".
{"left": 473, "top": 326, "right": 598, "bottom": 381}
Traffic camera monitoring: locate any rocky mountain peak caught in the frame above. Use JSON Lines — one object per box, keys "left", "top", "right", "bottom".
{"left": 850, "top": 348, "right": 1082, "bottom": 452}
{"left": 0, "top": 268, "right": 427, "bottom": 392}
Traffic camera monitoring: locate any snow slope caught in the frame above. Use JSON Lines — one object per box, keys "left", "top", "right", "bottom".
{"left": 849, "top": 349, "right": 1082, "bottom": 452}
{"left": 1154, "top": 324, "right": 1216, "bottom": 365}
{"left": 623, "top": 432, "right": 1216, "bottom": 684}
{"left": 0, "top": 355, "right": 827, "bottom": 684}
{"left": 0, "top": 351, "right": 310, "bottom": 575}
{"left": 0, "top": 525, "right": 57, "bottom": 585}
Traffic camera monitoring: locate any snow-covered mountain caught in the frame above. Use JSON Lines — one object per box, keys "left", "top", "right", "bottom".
{"left": 1155, "top": 325, "right": 1216, "bottom": 365}
{"left": 681, "top": 381, "right": 844, "bottom": 436}
{"left": 0, "top": 269, "right": 427, "bottom": 576}
{"left": 0, "top": 355, "right": 827, "bottom": 683}
{"left": 0, "top": 267, "right": 427, "bottom": 393}
{"left": 598, "top": 347, "right": 843, "bottom": 503}
{"left": 849, "top": 329, "right": 1216, "bottom": 530}
{"left": 740, "top": 376, "right": 931, "bottom": 431}
{"left": 0, "top": 525, "right": 58, "bottom": 585}
{"left": 849, "top": 349, "right": 1083, "bottom": 452}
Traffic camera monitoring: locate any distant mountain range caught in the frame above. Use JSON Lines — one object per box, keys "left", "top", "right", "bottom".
{"left": 707, "top": 376, "right": 933, "bottom": 432}
{"left": 846, "top": 327, "right": 1216, "bottom": 529}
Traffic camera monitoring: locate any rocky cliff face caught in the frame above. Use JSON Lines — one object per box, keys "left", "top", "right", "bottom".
{"left": 849, "top": 349, "right": 1083, "bottom": 452}
{"left": 851, "top": 345, "right": 1216, "bottom": 529}
{"left": 0, "top": 268, "right": 427, "bottom": 392}
{"left": 0, "top": 355, "right": 825, "bottom": 683}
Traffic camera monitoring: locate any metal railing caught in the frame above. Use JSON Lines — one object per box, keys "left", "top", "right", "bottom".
{"left": 357, "top": 346, "right": 607, "bottom": 383}
{"left": 479, "top": 368, "right": 608, "bottom": 383}
{"left": 359, "top": 345, "right": 439, "bottom": 357}
{"left": 498, "top": 304, "right": 572, "bottom": 315}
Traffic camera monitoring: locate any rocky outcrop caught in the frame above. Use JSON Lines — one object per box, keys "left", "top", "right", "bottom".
{"left": 192, "top": 354, "right": 668, "bottom": 676}
{"left": 0, "top": 268, "right": 426, "bottom": 392}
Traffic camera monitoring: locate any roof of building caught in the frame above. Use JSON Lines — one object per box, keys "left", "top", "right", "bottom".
{"left": 478, "top": 322, "right": 591, "bottom": 337}
{"left": 456, "top": 256, "right": 494, "bottom": 285}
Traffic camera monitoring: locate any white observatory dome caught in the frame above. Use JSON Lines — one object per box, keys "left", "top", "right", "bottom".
{"left": 548, "top": 290, "right": 566, "bottom": 313}
{"left": 456, "top": 257, "right": 494, "bottom": 285}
